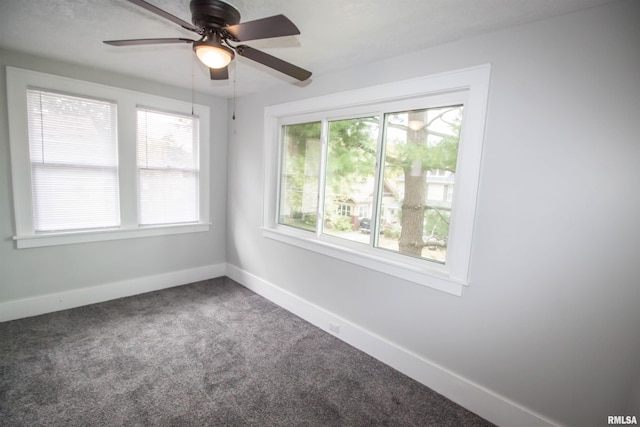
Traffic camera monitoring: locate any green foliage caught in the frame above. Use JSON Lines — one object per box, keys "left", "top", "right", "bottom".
{"left": 302, "top": 213, "right": 317, "bottom": 227}
{"left": 284, "top": 121, "right": 322, "bottom": 157}
{"left": 282, "top": 122, "right": 321, "bottom": 215}
{"left": 424, "top": 208, "right": 450, "bottom": 241}
{"left": 332, "top": 216, "right": 353, "bottom": 232}
{"left": 326, "top": 118, "right": 378, "bottom": 194}
{"left": 283, "top": 154, "right": 306, "bottom": 213}
{"left": 387, "top": 107, "right": 462, "bottom": 175}
{"left": 279, "top": 212, "right": 316, "bottom": 232}
{"left": 383, "top": 228, "right": 400, "bottom": 239}
{"left": 280, "top": 108, "right": 462, "bottom": 255}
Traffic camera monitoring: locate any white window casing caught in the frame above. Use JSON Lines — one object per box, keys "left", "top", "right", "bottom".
{"left": 6, "top": 67, "right": 210, "bottom": 248}
{"left": 263, "top": 65, "right": 491, "bottom": 295}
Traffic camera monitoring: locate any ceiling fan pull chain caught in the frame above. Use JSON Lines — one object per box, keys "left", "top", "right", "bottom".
{"left": 191, "top": 52, "right": 195, "bottom": 116}
{"left": 232, "top": 63, "right": 236, "bottom": 120}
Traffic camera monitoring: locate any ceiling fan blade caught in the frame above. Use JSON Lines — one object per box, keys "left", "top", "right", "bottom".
{"left": 225, "top": 15, "right": 300, "bottom": 41}
{"left": 236, "top": 45, "right": 311, "bottom": 81}
{"left": 210, "top": 67, "right": 229, "bottom": 80}
{"left": 104, "top": 38, "right": 194, "bottom": 46}
{"left": 125, "top": 0, "right": 198, "bottom": 32}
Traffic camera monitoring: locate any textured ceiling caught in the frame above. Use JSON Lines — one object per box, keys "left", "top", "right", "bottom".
{"left": 0, "top": 0, "right": 615, "bottom": 98}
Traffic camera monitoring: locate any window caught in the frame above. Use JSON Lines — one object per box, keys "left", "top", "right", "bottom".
{"left": 278, "top": 122, "right": 321, "bottom": 232}
{"left": 26, "top": 89, "right": 120, "bottom": 232}
{"left": 137, "top": 109, "right": 199, "bottom": 226}
{"left": 7, "top": 67, "right": 210, "bottom": 248}
{"left": 335, "top": 204, "right": 352, "bottom": 217}
{"left": 264, "top": 65, "right": 490, "bottom": 295}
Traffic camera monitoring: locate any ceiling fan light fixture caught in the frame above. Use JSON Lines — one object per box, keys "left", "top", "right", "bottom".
{"left": 193, "top": 40, "right": 234, "bottom": 69}
{"left": 106, "top": 0, "right": 311, "bottom": 81}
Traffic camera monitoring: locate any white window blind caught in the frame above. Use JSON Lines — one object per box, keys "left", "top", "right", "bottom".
{"left": 137, "top": 108, "right": 199, "bottom": 225}
{"left": 26, "top": 89, "right": 120, "bottom": 232}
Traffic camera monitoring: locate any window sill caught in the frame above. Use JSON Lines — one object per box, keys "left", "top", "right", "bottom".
{"left": 262, "top": 227, "right": 466, "bottom": 296}
{"left": 14, "top": 223, "right": 210, "bottom": 249}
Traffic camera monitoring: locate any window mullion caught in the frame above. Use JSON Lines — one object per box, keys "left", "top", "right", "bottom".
{"left": 370, "top": 113, "right": 386, "bottom": 248}
{"left": 316, "top": 119, "right": 329, "bottom": 238}
{"left": 118, "top": 102, "right": 138, "bottom": 229}
{"left": 274, "top": 124, "right": 285, "bottom": 228}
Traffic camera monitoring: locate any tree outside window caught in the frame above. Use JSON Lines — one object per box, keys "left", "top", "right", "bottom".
{"left": 278, "top": 106, "right": 462, "bottom": 265}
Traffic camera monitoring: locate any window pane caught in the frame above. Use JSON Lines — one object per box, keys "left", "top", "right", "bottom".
{"left": 137, "top": 109, "right": 197, "bottom": 169}
{"left": 138, "top": 170, "right": 198, "bottom": 225}
{"left": 27, "top": 90, "right": 118, "bottom": 167}
{"left": 278, "top": 122, "right": 321, "bottom": 231}
{"left": 31, "top": 165, "right": 119, "bottom": 232}
{"left": 26, "top": 90, "right": 119, "bottom": 232}
{"left": 323, "top": 117, "right": 378, "bottom": 243}
{"left": 137, "top": 109, "right": 199, "bottom": 226}
{"left": 377, "top": 106, "right": 463, "bottom": 263}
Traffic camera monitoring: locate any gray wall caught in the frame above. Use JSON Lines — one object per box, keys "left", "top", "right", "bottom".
{"left": 0, "top": 49, "right": 228, "bottom": 302}
{"left": 225, "top": 1, "right": 640, "bottom": 426}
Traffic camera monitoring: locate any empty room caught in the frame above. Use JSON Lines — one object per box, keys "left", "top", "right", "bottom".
{"left": 1, "top": 0, "right": 638, "bottom": 426}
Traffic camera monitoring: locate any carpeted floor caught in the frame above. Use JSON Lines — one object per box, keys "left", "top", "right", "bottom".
{"left": 0, "top": 277, "right": 494, "bottom": 426}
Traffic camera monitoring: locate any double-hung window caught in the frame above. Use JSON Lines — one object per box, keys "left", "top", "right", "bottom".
{"left": 263, "top": 65, "right": 490, "bottom": 295}
{"left": 7, "top": 67, "right": 210, "bottom": 248}
{"left": 137, "top": 108, "right": 200, "bottom": 226}
{"left": 26, "top": 89, "right": 120, "bottom": 232}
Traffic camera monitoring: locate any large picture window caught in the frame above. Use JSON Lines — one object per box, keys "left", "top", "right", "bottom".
{"left": 7, "top": 67, "right": 210, "bottom": 248}
{"left": 277, "top": 106, "right": 462, "bottom": 265}
{"left": 264, "top": 65, "right": 490, "bottom": 295}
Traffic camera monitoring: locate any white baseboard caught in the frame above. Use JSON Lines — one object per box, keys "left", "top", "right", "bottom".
{"left": 0, "top": 263, "right": 226, "bottom": 322}
{"left": 225, "top": 263, "right": 560, "bottom": 427}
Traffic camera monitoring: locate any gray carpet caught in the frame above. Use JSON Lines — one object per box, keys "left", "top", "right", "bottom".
{"left": 0, "top": 277, "right": 493, "bottom": 426}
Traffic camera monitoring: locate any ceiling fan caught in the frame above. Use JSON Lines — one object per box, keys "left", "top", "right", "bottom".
{"left": 104, "top": 0, "right": 312, "bottom": 82}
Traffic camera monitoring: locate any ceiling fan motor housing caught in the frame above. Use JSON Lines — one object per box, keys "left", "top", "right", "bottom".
{"left": 104, "top": 0, "right": 312, "bottom": 81}
{"left": 190, "top": 0, "right": 240, "bottom": 30}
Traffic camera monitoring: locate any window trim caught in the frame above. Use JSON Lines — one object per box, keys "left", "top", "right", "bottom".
{"left": 263, "top": 65, "right": 491, "bottom": 295}
{"left": 7, "top": 67, "right": 210, "bottom": 248}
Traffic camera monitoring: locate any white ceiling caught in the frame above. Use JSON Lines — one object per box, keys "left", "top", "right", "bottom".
{"left": 0, "top": 0, "right": 615, "bottom": 98}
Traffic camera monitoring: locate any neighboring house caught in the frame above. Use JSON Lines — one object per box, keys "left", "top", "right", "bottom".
{"left": 329, "top": 170, "right": 455, "bottom": 233}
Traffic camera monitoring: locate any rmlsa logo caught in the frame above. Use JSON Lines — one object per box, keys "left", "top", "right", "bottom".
{"left": 608, "top": 415, "right": 638, "bottom": 425}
